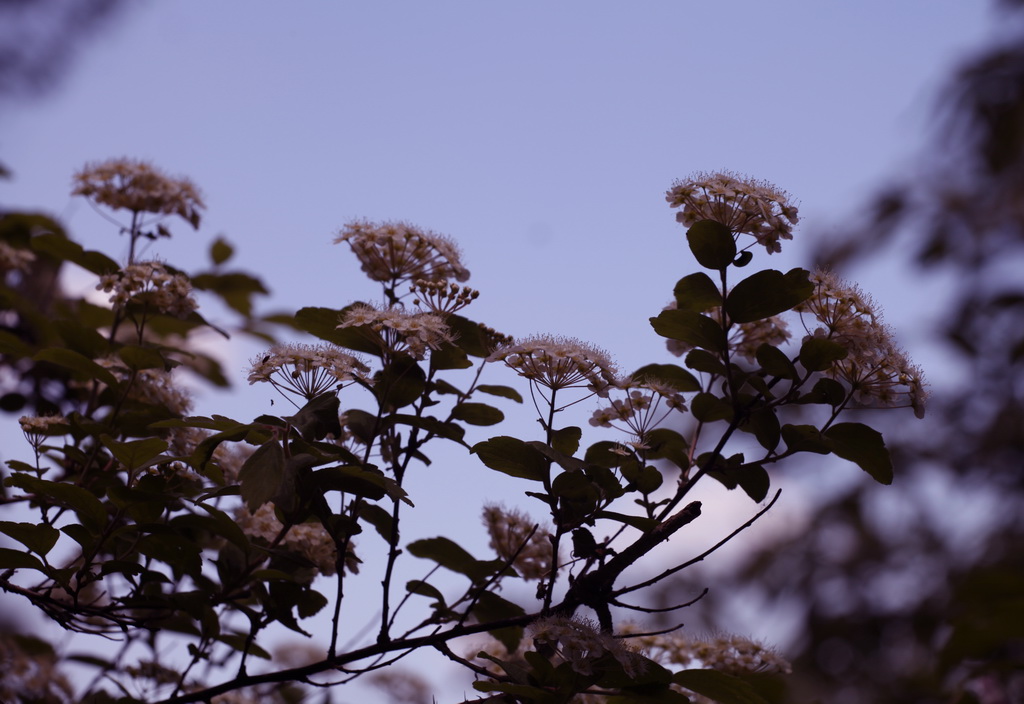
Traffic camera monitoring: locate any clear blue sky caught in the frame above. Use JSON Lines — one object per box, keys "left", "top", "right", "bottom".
{"left": 0, "top": 1, "right": 995, "bottom": 698}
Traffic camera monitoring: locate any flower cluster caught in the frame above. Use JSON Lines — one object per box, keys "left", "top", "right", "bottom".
{"left": 488, "top": 335, "right": 618, "bottom": 397}
{"left": 797, "top": 269, "right": 927, "bottom": 418}
{"left": 666, "top": 171, "right": 799, "bottom": 254}
{"left": 19, "top": 414, "right": 68, "bottom": 451}
{"left": 72, "top": 158, "right": 204, "bottom": 227}
{"left": 235, "top": 504, "right": 357, "bottom": 576}
{"left": 247, "top": 342, "right": 369, "bottom": 401}
{"left": 589, "top": 377, "right": 687, "bottom": 443}
{"left": 97, "top": 261, "right": 197, "bottom": 318}
{"left": 0, "top": 242, "right": 35, "bottom": 273}
{"left": 482, "top": 504, "right": 553, "bottom": 581}
{"left": 338, "top": 303, "right": 455, "bottom": 359}
{"left": 529, "top": 616, "right": 647, "bottom": 678}
{"left": 96, "top": 358, "right": 194, "bottom": 416}
{"left": 661, "top": 300, "right": 790, "bottom": 362}
{"left": 410, "top": 279, "right": 479, "bottom": 315}
{"left": 334, "top": 220, "right": 470, "bottom": 286}
{"left": 625, "top": 627, "right": 792, "bottom": 676}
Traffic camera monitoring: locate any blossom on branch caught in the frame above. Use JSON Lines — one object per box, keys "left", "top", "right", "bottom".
{"left": 97, "top": 261, "right": 197, "bottom": 318}
{"left": 666, "top": 171, "right": 799, "bottom": 254}
{"left": 797, "top": 269, "right": 928, "bottom": 418}
{"left": 235, "top": 504, "right": 358, "bottom": 577}
{"left": 482, "top": 504, "right": 553, "bottom": 581}
{"left": 589, "top": 377, "right": 687, "bottom": 440}
{"left": 247, "top": 342, "right": 369, "bottom": 401}
{"left": 72, "top": 158, "right": 204, "bottom": 227}
{"left": 338, "top": 303, "right": 455, "bottom": 359}
{"left": 334, "top": 220, "right": 470, "bottom": 285}
{"left": 487, "top": 335, "right": 618, "bottom": 396}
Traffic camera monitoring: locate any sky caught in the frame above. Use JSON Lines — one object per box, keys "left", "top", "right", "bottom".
{"left": 0, "top": 1, "right": 997, "bottom": 700}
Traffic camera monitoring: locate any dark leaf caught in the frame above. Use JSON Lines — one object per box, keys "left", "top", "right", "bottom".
{"left": 725, "top": 268, "right": 812, "bottom": 324}
{"left": 824, "top": 422, "right": 893, "bottom": 484}
{"left": 673, "top": 272, "right": 722, "bottom": 313}
{"left": 687, "top": 219, "right": 737, "bottom": 270}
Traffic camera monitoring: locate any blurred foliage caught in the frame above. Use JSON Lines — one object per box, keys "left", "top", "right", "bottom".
{"left": 662, "top": 3, "right": 1024, "bottom": 703}
{"left": 0, "top": 0, "right": 126, "bottom": 98}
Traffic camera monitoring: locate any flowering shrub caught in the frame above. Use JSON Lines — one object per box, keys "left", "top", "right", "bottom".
{"left": 0, "top": 162, "right": 924, "bottom": 703}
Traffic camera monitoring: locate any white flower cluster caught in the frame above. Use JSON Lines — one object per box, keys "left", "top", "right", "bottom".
{"left": 247, "top": 342, "right": 369, "bottom": 401}
{"left": 338, "top": 303, "right": 455, "bottom": 359}
{"left": 235, "top": 504, "right": 353, "bottom": 577}
{"left": 97, "top": 261, "right": 197, "bottom": 318}
{"left": 72, "top": 158, "right": 204, "bottom": 227}
{"left": 530, "top": 616, "right": 647, "bottom": 678}
{"left": 589, "top": 378, "right": 687, "bottom": 443}
{"left": 0, "top": 241, "right": 35, "bottom": 273}
{"left": 96, "top": 358, "right": 194, "bottom": 416}
{"left": 334, "top": 220, "right": 470, "bottom": 285}
{"left": 488, "top": 335, "right": 618, "bottom": 396}
{"left": 624, "top": 626, "right": 791, "bottom": 677}
{"left": 666, "top": 171, "right": 799, "bottom": 254}
{"left": 482, "top": 504, "right": 553, "bottom": 581}
{"left": 19, "top": 414, "right": 68, "bottom": 450}
{"left": 661, "top": 300, "right": 790, "bottom": 362}
{"left": 797, "top": 269, "right": 927, "bottom": 418}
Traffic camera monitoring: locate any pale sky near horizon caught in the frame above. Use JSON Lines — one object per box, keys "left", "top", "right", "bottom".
{"left": 0, "top": 1, "right": 997, "bottom": 699}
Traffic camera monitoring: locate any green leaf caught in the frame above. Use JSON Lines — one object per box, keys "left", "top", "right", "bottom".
{"left": 430, "top": 341, "right": 472, "bottom": 370}
{"left": 673, "top": 669, "right": 768, "bottom": 704}
{"left": 551, "top": 426, "right": 582, "bottom": 456}
{"left": 389, "top": 414, "right": 467, "bottom": 445}
{"left": 631, "top": 363, "right": 701, "bottom": 392}
{"left": 692, "top": 392, "right": 734, "bottom": 422}
{"left": 33, "top": 348, "right": 118, "bottom": 387}
{"left": 687, "top": 219, "right": 736, "bottom": 270}
{"left": 799, "top": 336, "right": 848, "bottom": 372}
{"left": 673, "top": 272, "right": 722, "bottom": 313}
{"left": 738, "top": 407, "right": 780, "bottom": 451}
{"left": 0, "top": 522, "right": 59, "bottom": 556}
{"left": 239, "top": 440, "right": 286, "bottom": 511}
{"left": 755, "top": 343, "right": 797, "bottom": 380}
{"left": 374, "top": 356, "right": 427, "bottom": 409}
{"left": 685, "top": 349, "right": 726, "bottom": 376}
{"left": 472, "top": 437, "right": 548, "bottom": 481}
{"left": 781, "top": 424, "right": 831, "bottom": 454}
{"left": 29, "top": 230, "right": 118, "bottom": 275}
{"left": 4, "top": 474, "right": 107, "bottom": 532}
{"left": 118, "top": 345, "right": 169, "bottom": 371}
{"left": 650, "top": 310, "right": 726, "bottom": 353}
{"left": 444, "top": 314, "right": 495, "bottom": 358}
{"left": 737, "top": 463, "right": 770, "bottom": 502}
{"left": 294, "top": 305, "right": 381, "bottom": 355}
{"left": 644, "top": 428, "right": 691, "bottom": 471}
{"left": 451, "top": 402, "right": 504, "bottom": 426}
{"left": 287, "top": 392, "right": 342, "bottom": 441}
{"left": 407, "top": 537, "right": 494, "bottom": 581}
{"left": 472, "top": 591, "right": 526, "bottom": 652}
{"left": 210, "top": 236, "right": 234, "bottom": 265}
{"left": 595, "top": 511, "right": 658, "bottom": 532}
{"left": 0, "top": 547, "right": 45, "bottom": 571}
{"left": 621, "top": 463, "right": 664, "bottom": 494}
{"left": 725, "top": 268, "right": 813, "bottom": 324}
{"left": 825, "top": 422, "right": 893, "bottom": 484}
{"left": 101, "top": 435, "right": 169, "bottom": 472}
{"left": 797, "top": 377, "right": 847, "bottom": 407}
{"left": 477, "top": 384, "right": 524, "bottom": 403}
{"left": 358, "top": 503, "right": 395, "bottom": 543}
{"left": 313, "top": 465, "right": 389, "bottom": 501}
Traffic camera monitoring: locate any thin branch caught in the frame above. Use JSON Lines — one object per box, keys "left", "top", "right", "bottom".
{"left": 615, "top": 489, "right": 781, "bottom": 598}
